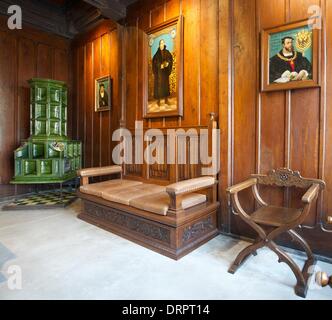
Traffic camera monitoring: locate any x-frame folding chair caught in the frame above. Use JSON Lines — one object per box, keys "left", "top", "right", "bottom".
{"left": 226, "top": 168, "right": 325, "bottom": 298}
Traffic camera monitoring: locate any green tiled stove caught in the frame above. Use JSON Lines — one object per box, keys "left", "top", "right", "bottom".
{"left": 11, "top": 78, "right": 82, "bottom": 185}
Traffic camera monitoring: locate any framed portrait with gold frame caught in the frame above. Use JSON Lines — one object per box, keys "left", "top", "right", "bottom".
{"left": 143, "top": 16, "right": 183, "bottom": 118}
{"left": 95, "top": 75, "right": 111, "bottom": 112}
{"left": 261, "top": 19, "right": 321, "bottom": 92}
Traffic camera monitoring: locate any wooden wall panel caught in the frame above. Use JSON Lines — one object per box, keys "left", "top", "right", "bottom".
{"left": 257, "top": 0, "right": 287, "bottom": 209}
{"left": 229, "top": 0, "right": 332, "bottom": 256}
{"left": 72, "top": 20, "right": 122, "bottom": 171}
{"left": 289, "top": 0, "right": 321, "bottom": 21}
{"left": 125, "top": 0, "right": 219, "bottom": 131}
{"left": 0, "top": 31, "right": 17, "bottom": 185}
{"left": 93, "top": 38, "right": 101, "bottom": 167}
{"left": 0, "top": 16, "right": 71, "bottom": 198}
{"left": 85, "top": 42, "right": 94, "bottom": 168}
{"left": 323, "top": 0, "right": 332, "bottom": 226}
{"left": 17, "top": 38, "right": 35, "bottom": 143}
{"left": 125, "top": 21, "right": 138, "bottom": 129}
{"left": 36, "top": 44, "right": 53, "bottom": 79}
{"left": 231, "top": 0, "right": 257, "bottom": 237}
{"left": 181, "top": 0, "right": 200, "bottom": 127}
{"left": 200, "top": 0, "right": 218, "bottom": 126}
{"left": 101, "top": 33, "right": 111, "bottom": 166}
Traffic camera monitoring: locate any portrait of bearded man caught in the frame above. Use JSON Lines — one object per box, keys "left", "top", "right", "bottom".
{"left": 269, "top": 36, "right": 312, "bottom": 83}
{"left": 152, "top": 39, "right": 173, "bottom": 106}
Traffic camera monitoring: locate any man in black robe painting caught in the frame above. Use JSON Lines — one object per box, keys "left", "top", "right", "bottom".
{"left": 99, "top": 83, "right": 108, "bottom": 108}
{"left": 152, "top": 39, "right": 173, "bottom": 105}
{"left": 269, "top": 36, "right": 312, "bottom": 83}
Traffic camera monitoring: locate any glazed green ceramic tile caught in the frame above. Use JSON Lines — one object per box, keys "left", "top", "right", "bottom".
{"left": 12, "top": 78, "right": 82, "bottom": 184}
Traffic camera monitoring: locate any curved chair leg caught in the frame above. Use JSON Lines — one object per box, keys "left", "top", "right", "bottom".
{"left": 288, "top": 230, "right": 317, "bottom": 296}
{"left": 267, "top": 241, "right": 309, "bottom": 298}
{"left": 288, "top": 229, "right": 314, "bottom": 261}
{"left": 228, "top": 237, "right": 265, "bottom": 274}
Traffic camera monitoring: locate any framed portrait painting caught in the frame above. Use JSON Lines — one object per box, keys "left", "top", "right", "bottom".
{"left": 261, "top": 19, "right": 320, "bottom": 92}
{"left": 143, "top": 16, "right": 183, "bottom": 118}
{"left": 95, "top": 75, "right": 111, "bottom": 112}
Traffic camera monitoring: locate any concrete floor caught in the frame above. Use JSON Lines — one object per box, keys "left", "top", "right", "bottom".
{"left": 0, "top": 199, "right": 332, "bottom": 300}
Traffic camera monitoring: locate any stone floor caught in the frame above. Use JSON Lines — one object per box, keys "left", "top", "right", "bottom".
{"left": 0, "top": 199, "right": 332, "bottom": 300}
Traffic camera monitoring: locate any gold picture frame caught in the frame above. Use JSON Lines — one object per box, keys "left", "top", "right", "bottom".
{"left": 143, "top": 16, "right": 184, "bottom": 118}
{"left": 95, "top": 75, "right": 111, "bottom": 112}
{"left": 261, "top": 19, "right": 320, "bottom": 92}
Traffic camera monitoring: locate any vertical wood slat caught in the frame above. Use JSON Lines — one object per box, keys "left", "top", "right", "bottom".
{"left": 93, "top": 38, "right": 101, "bottom": 167}
{"left": 84, "top": 42, "right": 93, "bottom": 168}
{"left": 101, "top": 33, "right": 111, "bottom": 166}
{"left": 0, "top": 31, "right": 17, "bottom": 184}
{"left": 323, "top": 0, "right": 332, "bottom": 225}
{"left": 71, "top": 22, "right": 123, "bottom": 172}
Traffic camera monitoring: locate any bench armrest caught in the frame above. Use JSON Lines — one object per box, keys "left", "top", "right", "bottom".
{"left": 78, "top": 165, "right": 122, "bottom": 177}
{"left": 166, "top": 177, "right": 216, "bottom": 214}
{"left": 166, "top": 176, "right": 216, "bottom": 196}
{"left": 302, "top": 183, "right": 320, "bottom": 204}
{"left": 77, "top": 165, "right": 122, "bottom": 185}
{"left": 226, "top": 178, "right": 257, "bottom": 194}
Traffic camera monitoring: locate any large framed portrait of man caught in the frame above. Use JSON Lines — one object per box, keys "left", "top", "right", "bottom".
{"left": 143, "top": 16, "right": 183, "bottom": 118}
{"left": 261, "top": 19, "right": 320, "bottom": 92}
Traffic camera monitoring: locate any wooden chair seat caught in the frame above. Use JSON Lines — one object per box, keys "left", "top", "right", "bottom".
{"left": 251, "top": 206, "right": 302, "bottom": 227}
{"left": 226, "top": 168, "right": 326, "bottom": 298}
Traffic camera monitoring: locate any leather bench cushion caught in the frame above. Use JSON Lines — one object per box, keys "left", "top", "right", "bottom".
{"left": 102, "top": 183, "right": 166, "bottom": 205}
{"left": 130, "top": 192, "right": 207, "bottom": 216}
{"left": 80, "top": 179, "right": 142, "bottom": 197}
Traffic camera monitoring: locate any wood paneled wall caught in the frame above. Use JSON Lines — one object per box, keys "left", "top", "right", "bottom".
{"left": 226, "top": 0, "right": 332, "bottom": 257}
{"left": 71, "top": 21, "right": 123, "bottom": 169}
{"left": 125, "top": 0, "right": 219, "bottom": 130}
{"left": 1, "top": 0, "right": 332, "bottom": 257}
{"left": 125, "top": 0, "right": 332, "bottom": 257}
{"left": 0, "top": 15, "right": 72, "bottom": 198}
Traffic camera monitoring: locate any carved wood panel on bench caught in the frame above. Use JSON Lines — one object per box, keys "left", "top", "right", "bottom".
{"left": 124, "top": 127, "right": 204, "bottom": 185}
{"left": 79, "top": 193, "right": 219, "bottom": 260}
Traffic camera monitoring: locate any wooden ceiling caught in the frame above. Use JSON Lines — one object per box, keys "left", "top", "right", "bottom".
{"left": 0, "top": 0, "right": 138, "bottom": 38}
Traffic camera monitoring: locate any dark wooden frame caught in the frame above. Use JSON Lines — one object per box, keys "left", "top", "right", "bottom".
{"left": 95, "top": 75, "right": 112, "bottom": 112}
{"left": 143, "top": 16, "right": 184, "bottom": 118}
{"left": 261, "top": 19, "right": 321, "bottom": 92}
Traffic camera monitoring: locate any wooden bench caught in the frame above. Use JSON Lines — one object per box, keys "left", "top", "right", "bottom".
{"left": 77, "top": 167, "right": 219, "bottom": 260}
{"left": 77, "top": 114, "right": 220, "bottom": 259}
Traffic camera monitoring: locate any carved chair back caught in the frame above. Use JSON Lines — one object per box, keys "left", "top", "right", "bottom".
{"left": 251, "top": 168, "right": 325, "bottom": 190}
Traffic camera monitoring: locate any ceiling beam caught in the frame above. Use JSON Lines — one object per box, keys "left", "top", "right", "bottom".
{"left": 0, "top": 0, "right": 74, "bottom": 38}
{"left": 82, "top": 0, "right": 127, "bottom": 21}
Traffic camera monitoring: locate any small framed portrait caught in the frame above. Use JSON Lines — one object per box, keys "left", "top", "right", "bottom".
{"left": 95, "top": 76, "right": 111, "bottom": 112}
{"left": 261, "top": 19, "right": 320, "bottom": 92}
{"left": 143, "top": 16, "right": 183, "bottom": 118}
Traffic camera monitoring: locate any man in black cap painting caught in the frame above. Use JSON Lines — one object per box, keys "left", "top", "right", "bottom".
{"left": 269, "top": 36, "right": 312, "bottom": 83}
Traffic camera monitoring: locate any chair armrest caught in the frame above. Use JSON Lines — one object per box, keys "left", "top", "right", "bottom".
{"left": 226, "top": 178, "right": 257, "bottom": 194}
{"left": 166, "top": 176, "right": 216, "bottom": 195}
{"left": 302, "top": 183, "right": 320, "bottom": 204}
